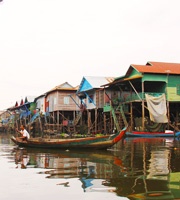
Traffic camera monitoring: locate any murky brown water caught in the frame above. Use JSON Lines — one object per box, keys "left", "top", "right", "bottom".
{"left": 1, "top": 133, "right": 180, "bottom": 200}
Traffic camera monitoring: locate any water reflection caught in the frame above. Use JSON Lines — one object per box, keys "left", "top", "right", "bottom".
{"left": 11, "top": 147, "right": 125, "bottom": 193}
{"left": 4, "top": 136, "right": 180, "bottom": 199}
{"left": 13, "top": 148, "right": 30, "bottom": 169}
{"left": 122, "top": 137, "right": 180, "bottom": 200}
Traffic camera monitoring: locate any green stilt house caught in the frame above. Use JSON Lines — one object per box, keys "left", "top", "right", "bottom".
{"left": 103, "top": 61, "right": 180, "bottom": 133}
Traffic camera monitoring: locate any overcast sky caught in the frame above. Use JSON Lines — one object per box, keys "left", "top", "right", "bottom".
{"left": 0, "top": 0, "right": 180, "bottom": 110}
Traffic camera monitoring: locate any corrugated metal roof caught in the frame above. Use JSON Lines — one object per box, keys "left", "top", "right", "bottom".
{"left": 46, "top": 82, "right": 77, "bottom": 95}
{"left": 55, "top": 82, "right": 74, "bottom": 89}
{"left": 34, "top": 93, "right": 46, "bottom": 101}
{"left": 77, "top": 76, "right": 115, "bottom": 93}
{"left": 131, "top": 61, "right": 180, "bottom": 74}
{"left": 102, "top": 75, "right": 143, "bottom": 87}
{"left": 85, "top": 76, "right": 115, "bottom": 88}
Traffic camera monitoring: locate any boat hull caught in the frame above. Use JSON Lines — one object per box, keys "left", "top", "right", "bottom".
{"left": 126, "top": 131, "right": 180, "bottom": 137}
{"left": 11, "top": 127, "right": 127, "bottom": 150}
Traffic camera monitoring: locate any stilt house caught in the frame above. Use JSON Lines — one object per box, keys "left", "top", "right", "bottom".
{"left": 4, "top": 96, "right": 37, "bottom": 133}
{"left": 104, "top": 61, "right": 180, "bottom": 133}
{"left": 76, "top": 76, "right": 116, "bottom": 134}
{"left": 44, "top": 82, "right": 79, "bottom": 134}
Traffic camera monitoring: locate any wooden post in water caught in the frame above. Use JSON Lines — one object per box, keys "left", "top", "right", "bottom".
{"left": 73, "top": 110, "right": 76, "bottom": 134}
{"left": 104, "top": 112, "right": 106, "bottom": 134}
{"left": 130, "top": 86, "right": 133, "bottom": 132}
{"left": 39, "top": 116, "right": 43, "bottom": 136}
{"left": 87, "top": 110, "right": 91, "bottom": 134}
{"left": 53, "top": 111, "right": 55, "bottom": 131}
{"left": 167, "top": 101, "right": 170, "bottom": 130}
{"left": 57, "top": 110, "right": 59, "bottom": 132}
{"left": 95, "top": 108, "right": 97, "bottom": 134}
{"left": 130, "top": 102, "right": 133, "bottom": 132}
{"left": 142, "top": 81, "right": 145, "bottom": 131}
{"left": 110, "top": 111, "right": 113, "bottom": 133}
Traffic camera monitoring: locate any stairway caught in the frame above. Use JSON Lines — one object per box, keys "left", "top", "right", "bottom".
{"left": 110, "top": 103, "right": 128, "bottom": 132}
{"left": 119, "top": 105, "right": 128, "bottom": 127}
{"left": 110, "top": 104, "right": 120, "bottom": 132}
{"left": 74, "top": 112, "right": 82, "bottom": 126}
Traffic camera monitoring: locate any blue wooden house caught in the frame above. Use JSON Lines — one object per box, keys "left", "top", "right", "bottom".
{"left": 76, "top": 76, "right": 116, "bottom": 134}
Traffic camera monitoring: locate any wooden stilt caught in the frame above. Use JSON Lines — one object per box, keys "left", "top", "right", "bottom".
{"left": 130, "top": 102, "right": 133, "bottom": 132}
{"left": 167, "top": 101, "right": 170, "bottom": 130}
{"left": 95, "top": 108, "right": 97, "bottom": 134}
{"left": 73, "top": 111, "right": 76, "bottom": 134}
{"left": 62, "top": 111, "right": 64, "bottom": 133}
{"left": 176, "top": 103, "right": 179, "bottom": 126}
{"left": 48, "top": 115, "right": 50, "bottom": 130}
{"left": 104, "top": 112, "right": 106, "bottom": 134}
{"left": 87, "top": 110, "right": 91, "bottom": 134}
{"left": 39, "top": 116, "right": 43, "bottom": 135}
{"left": 142, "top": 81, "right": 145, "bottom": 131}
{"left": 57, "top": 111, "right": 59, "bottom": 124}
{"left": 110, "top": 111, "right": 113, "bottom": 133}
{"left": 53, "top": 112, "right": 55, "bottom": 131}
{"left": 57, "top": 111, "right": 59, "bottom": 131}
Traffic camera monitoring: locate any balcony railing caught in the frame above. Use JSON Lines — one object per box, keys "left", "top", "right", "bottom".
{"left": 103, "top": 92, "right": 165, "bottom": 112}
{"left": 124, "top": 92, "right": 165, "bottom": 102}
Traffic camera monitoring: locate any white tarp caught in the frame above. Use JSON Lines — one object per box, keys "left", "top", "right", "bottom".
{"left": 145, "top": 93, "right": 168, "bottom": 123}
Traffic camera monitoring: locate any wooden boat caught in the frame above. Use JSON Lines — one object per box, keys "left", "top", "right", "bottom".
{"left": 126, "top": 131, "right": 180, "bottom": 137}
{"left": 11, "top": 127, "right": 127, "bottom": 150}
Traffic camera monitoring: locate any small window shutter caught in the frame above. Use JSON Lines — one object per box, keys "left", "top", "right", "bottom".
{"left": 177, "top": 84, "right": 180, "bottom": 95}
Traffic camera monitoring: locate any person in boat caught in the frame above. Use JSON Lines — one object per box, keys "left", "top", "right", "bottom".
{"left": 16, "top": 125, "right": 30, "bottom": 141}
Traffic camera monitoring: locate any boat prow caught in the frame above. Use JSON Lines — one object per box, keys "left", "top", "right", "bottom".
{"left": 11, "top": 136, "right": 18, "bottom": 144}
{"left": 126, "top": 131, "right": 180, "bottom": 137}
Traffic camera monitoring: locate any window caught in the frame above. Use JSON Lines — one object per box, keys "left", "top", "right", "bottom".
{"left": 177, "top": 84, "right": 180, "bottom": 95}
{"left": 89, "top": 95, "right": 93, "bottom": 103}
{"left": 54, "top": 97, "right": 57, "bottom": 105}
{"left": 64, "top": 97, "right": 69, "bottom": 104}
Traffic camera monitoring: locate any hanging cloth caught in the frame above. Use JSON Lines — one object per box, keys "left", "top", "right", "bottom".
{"left": 145, "top": 93, "right": 168, "bottom": 123}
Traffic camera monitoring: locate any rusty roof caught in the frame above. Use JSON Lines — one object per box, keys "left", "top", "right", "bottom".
{"left": 130, "top": 61, "right": 180, "bottom": 74}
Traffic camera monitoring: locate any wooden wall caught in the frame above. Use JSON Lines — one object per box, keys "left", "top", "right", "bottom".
{"left": 46, "top": 90, "right": 80, "bottom": 112}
